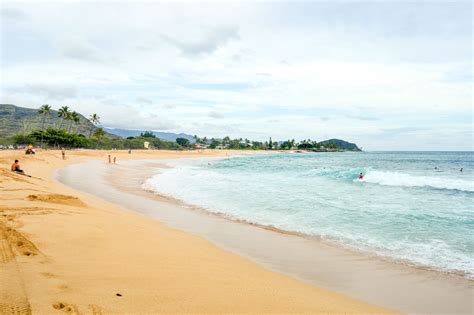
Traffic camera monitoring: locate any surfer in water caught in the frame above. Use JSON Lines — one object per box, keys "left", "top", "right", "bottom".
{"left": 358, "top": 172, "right": 364, "bottom": 180}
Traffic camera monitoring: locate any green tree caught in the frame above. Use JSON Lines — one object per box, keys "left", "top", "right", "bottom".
{"left": 92, "top": 128, "right": 106, "bottom": 147}
{"left": 176, "top": 137, "right": 190, "bottom": 148}
{"left": 140, "top": 130, "right": 156, "bottom": 138}
{"left": 209, "top": 138, "right": 221, "bottom": 149}
{"left": 57, "top": 106, "right": 70, "bottom": 130}
{"left": 29, "top": 128, "right": 89, "bottom": 148}
{"left": 67, "top": 111, "right": 80, "bottom": 133}
{"left": 222, "top": 136, "right": 230, "bottom": 145}
{"left": 38, "top": 104, "right": 52, "bottom": 148}
{"left": 89, "top": 113, "right": 100, "bottom": 137}
{"left": 13, "top": 133, "right": 37, "bottom": 146}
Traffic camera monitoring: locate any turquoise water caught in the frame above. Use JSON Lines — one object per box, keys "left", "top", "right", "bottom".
{"left": 143, "top": 152, "right": 474, "bottom": 278}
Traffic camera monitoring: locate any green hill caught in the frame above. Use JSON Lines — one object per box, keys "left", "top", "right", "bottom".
{"left": 319, "top": 139, "right": 361, "bottom": 151}
{"left": 0, "top": 104, "right": 115, "bottom": 138}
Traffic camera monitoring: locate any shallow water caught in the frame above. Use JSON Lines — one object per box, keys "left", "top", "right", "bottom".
{"left": 143, "top": 151, "right": 474, "bottom": 278}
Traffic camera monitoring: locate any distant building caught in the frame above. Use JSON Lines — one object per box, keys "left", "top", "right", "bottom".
{"left": 194, "top": 143, "right": 209, "bottom": 149}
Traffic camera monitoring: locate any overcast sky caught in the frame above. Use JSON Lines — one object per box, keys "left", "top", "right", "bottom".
{"left": 1, "top": 1, "right": 472, "bottom": 150}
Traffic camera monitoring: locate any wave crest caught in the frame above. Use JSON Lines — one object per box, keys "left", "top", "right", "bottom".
{"left": 361, "top": 170, "right": 473, "bottom": 192}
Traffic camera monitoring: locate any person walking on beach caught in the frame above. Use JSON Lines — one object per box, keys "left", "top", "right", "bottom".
{"left": 108, "top": 155, "right": 111, "bottom": 163}
{"left": 11, "top": 160, "right": 25, "bottom": 174}
{"left": 61, "top": 149, "right": 66, "bottom": 160}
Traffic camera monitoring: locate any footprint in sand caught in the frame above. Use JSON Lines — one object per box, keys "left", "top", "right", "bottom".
{"left": 0, "top": 303, "right": 32, "bottom": 315}
{"left": 0, "top": 222, "right": 40, "bottom": 258}
{"left": 0, "top": 223, "right": 33, "bottom": 315}
{"left": 52, "top": 302, "right": 80, "bottom": 314}
{"left": 88, "top": 304, "right": 103, "bottom": 315}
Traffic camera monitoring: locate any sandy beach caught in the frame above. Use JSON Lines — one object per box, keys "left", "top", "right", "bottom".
{"left": 0, "top": 149, "right": 397, "bottom": 314}
{"left": 60, "top": 157, "right": 474, "bottom": 314}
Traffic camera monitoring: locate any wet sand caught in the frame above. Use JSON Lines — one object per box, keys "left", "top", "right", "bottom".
{"left": 58, "top": 158, "right": 474, "bottom": 315}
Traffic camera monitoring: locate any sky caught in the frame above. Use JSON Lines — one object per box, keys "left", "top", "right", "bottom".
{"left": 1, "top": 0, "right": 472, "bottom": 150}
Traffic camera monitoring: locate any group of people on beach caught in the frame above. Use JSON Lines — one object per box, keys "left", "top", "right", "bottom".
{"left": 10, "top": 149, "right": 123, "bottom": 178}
{"left": 108, "top": 155, "right": 117, "bottom": 164}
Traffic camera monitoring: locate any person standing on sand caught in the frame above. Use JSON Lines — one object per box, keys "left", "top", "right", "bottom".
{"left": 108, "top": 155, "right": 111, "bottom": 163}
{"left": 113, "top": 157, "right": 116, "bottom": 164}
{"left": 61, "top": 149, "right": 66, "bottom": 160}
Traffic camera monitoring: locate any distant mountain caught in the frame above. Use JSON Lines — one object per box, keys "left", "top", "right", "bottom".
{"left": 0, "top": 104, "right": 118, "bottom": 138}
{"left": 104, "top": 127, "right": 195, "bottom": 142}
{"left": 319, "top": 139, "right": 361, "bottom": 151}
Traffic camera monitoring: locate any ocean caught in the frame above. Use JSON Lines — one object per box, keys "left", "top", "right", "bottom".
{"left": 143, "top": 151, "right": 474, "bottom": 278}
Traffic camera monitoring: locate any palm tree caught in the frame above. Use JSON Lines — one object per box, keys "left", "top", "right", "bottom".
{"left": 73, "top": 112, "right": 80, "bottom": 133}
{"left": 92, "top": 128, "right": 105, "bottom": 148}
{"left": 57, "top": 106, "right": 70, "bottom": 130}
{"left": 89, "top": 113, "right": 100, "bottom": 138}
{"left": 67, "top": 111, "right": 80, "bottom": 133}
{"left": 38, "top": 104, "right": 52, "bottom": 148}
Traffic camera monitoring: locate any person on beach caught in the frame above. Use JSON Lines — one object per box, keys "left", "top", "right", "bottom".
{"left": 113, "top": 157, "right": 116, "bottom": 164}
{"left": 11, "top": 160, "right": 25, "bottom": 174}
{"left": 108, "top": 155, "right": 111, "bottom": 163}
{"left": 61, "top": 149, "right": 66, "bottom": 160}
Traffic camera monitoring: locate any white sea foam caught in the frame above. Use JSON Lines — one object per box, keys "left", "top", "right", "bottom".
{"left": 362, "top": 170, "right": 474, "bottom": 192}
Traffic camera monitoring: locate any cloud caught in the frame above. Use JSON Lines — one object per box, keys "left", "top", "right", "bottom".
{"left": 136, "top": 97, "right": 153, "bottom": 104}
{"left": 8, "top": 84, "right": 77, "bottom": 100}
{"left": 160, "top": 26, "right": 239, "bottom": 56}
{"left": 185, "top": 82, "right": 257, "bottom": 91}
{"left": 440, "top": 66, "right": 473, "bottom": 83}
{"left": 57, "top": 36, "right": 105, "bottom": 62}
{"left": 346, "top": 114, "right": 379, "bottom": 121}
{"left": 1, "top": 2, "right": 472, "bottom": 150}
{"left": 208, "top": 111, "right": 225, "bottom": 119}
{"left": 0, "top": 7, "right": 28, "bottom": 20}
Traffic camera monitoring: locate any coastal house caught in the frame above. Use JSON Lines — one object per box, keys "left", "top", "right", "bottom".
{"left": 194, "top": 143, "right": 209, "bottom": 149}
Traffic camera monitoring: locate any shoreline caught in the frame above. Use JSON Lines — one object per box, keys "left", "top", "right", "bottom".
{"left": 58, "top": 157, "right": 473, "bottom": 314}
{"left": 128, "top": 157, "right": 473, "bottom": 280}
{"left": 1, "top": 149, "right": 395, "bottom": 314}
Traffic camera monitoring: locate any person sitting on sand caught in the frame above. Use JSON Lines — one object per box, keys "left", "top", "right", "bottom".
{"left": 11, "top": 160, "right": 25, "bottom": 174}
